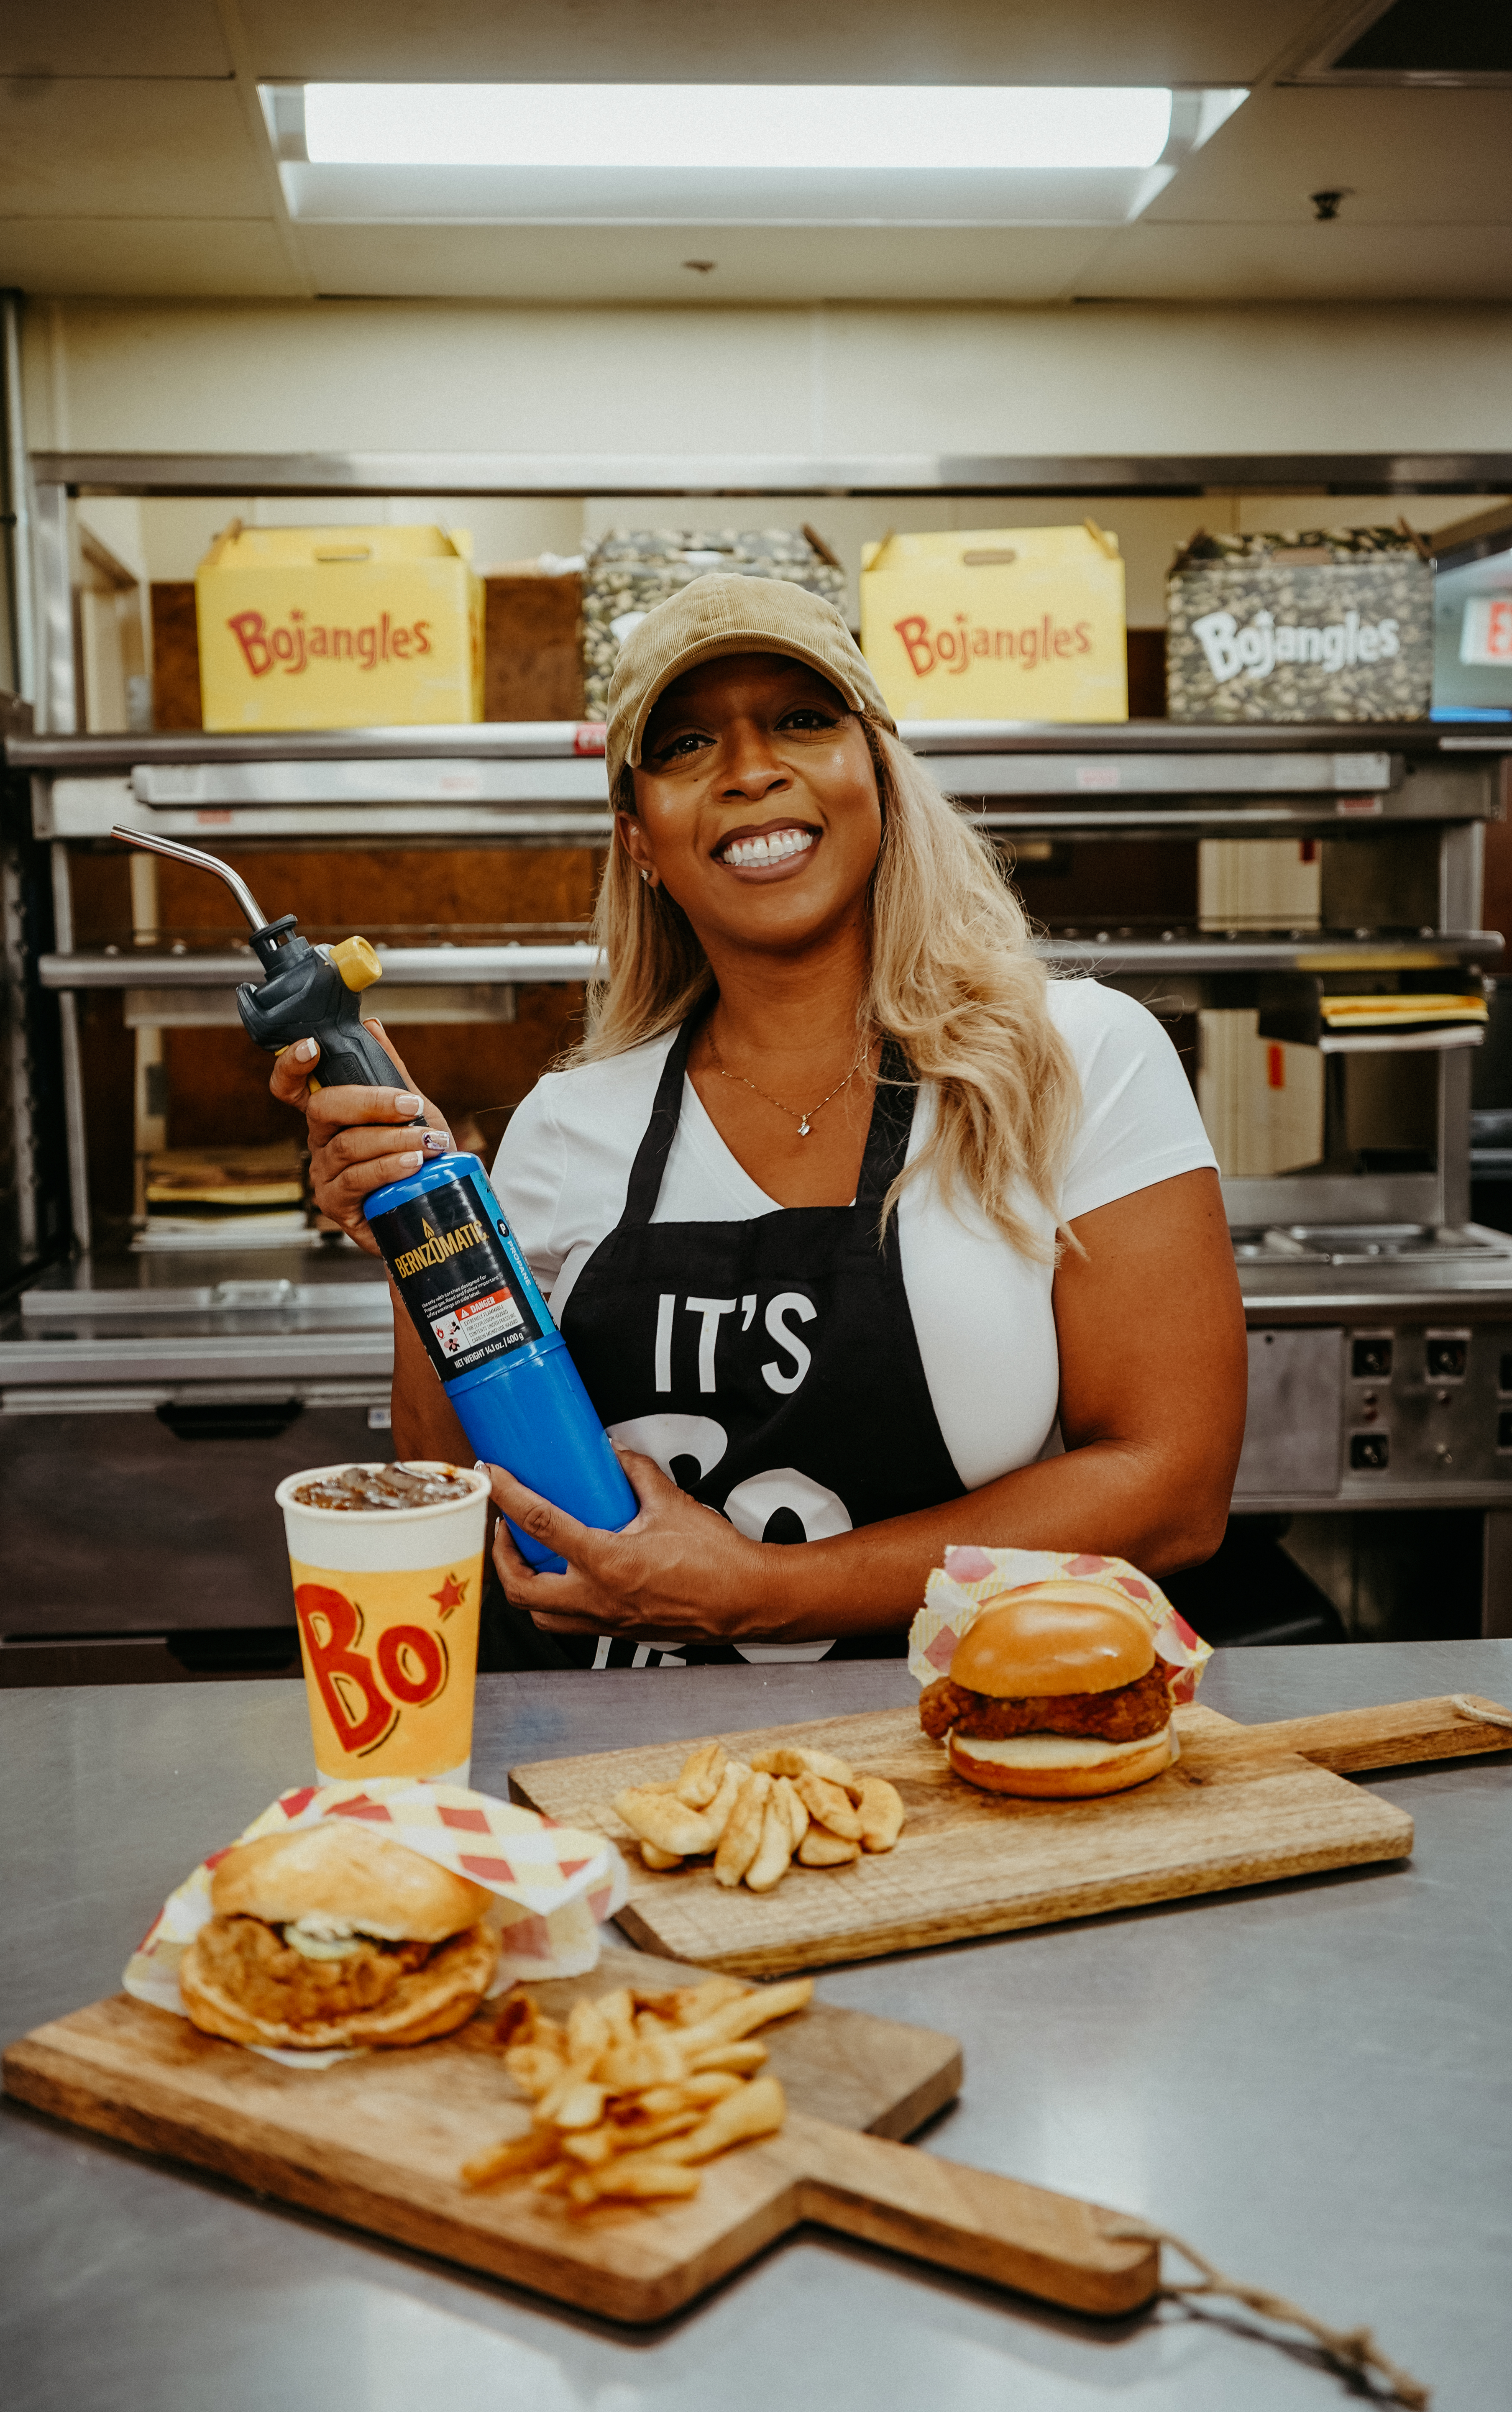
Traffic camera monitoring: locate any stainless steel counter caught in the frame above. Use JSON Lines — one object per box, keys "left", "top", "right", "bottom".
{"left": 4, "top": 1643, "right": 1509, "bottom": 2412}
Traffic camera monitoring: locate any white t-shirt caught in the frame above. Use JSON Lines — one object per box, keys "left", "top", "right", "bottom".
{"left": 491, "top": 980, "right": 1216, "bottom": 1494}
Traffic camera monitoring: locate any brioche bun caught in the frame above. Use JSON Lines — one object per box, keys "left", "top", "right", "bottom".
{"left": 947, "top": 1723, "right": 1175, "bottom": 1799}
{"left": 211, "top": 1821, "right": 492, "bottom": 1943}
{"left": 950, "top": 1583, "right": 1155, "bottom": 1700}
{"left": 180, "top": 1920, "right": 499, "bottom": 2051}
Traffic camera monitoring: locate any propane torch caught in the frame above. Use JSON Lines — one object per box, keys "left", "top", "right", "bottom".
{"left": 112, "top": 826, "right": 635, "bottom": 1569}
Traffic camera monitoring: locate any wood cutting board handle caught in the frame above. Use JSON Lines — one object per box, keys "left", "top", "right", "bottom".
{"left": 1237, "top": 1692, "right": 1512, "bottom": 1775}
{"left": 780, "top": 2114, "right": 1160, "bottom": 2318}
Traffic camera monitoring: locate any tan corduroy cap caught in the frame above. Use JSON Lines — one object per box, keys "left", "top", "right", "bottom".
{"left": 605, "top": 573, "right": 895, "bottom": 799}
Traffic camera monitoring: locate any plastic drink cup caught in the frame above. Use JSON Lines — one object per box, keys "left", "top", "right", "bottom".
{"left": 275, "top": 1461, "right": 490, "bottom": 1785}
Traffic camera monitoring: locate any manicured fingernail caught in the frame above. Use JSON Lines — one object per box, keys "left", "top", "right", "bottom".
{"left": 294, "top": 1039, "right": 318, "bottom": 1063}
{"left": 396, "top": 1093, "right": 422, "bottom": 1115}
{"left": 422, "top": 1130, "right": 450, "bottom": 1154}
{"left": 399, "top": 1150, "right": 422, "bottom": 1170}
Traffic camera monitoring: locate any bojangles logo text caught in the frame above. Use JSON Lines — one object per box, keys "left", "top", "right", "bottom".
{"left": 226, "top": 608, "right": 433, "bottom": 678}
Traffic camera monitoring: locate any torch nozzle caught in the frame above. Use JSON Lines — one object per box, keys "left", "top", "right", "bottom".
{"left": 111, "top": 825, "right": 273, "bottom": 936}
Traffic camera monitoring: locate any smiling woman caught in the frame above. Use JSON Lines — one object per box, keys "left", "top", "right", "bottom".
{"left": 273, "top": 575, "right": 1246, "bottom": 1669}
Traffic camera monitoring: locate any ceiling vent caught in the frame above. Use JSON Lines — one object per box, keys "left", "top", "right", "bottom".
{"left": 1286, "top": 0, "right": 1512, "bottom": 85}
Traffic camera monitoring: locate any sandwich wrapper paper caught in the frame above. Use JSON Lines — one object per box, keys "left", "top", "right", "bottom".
{"left": 907, "top": 1547, "right": 1211, "bottom": 1726}
{"left": 124, "top": 1777, "right": 630, "bottom": 2067}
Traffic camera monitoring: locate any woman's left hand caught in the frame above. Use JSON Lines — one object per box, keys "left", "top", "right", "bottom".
{"left": 486, "top": 1449, "right": 792, "bottom": 1644}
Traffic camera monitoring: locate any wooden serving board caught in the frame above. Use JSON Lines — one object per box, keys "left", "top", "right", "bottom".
{"left": 3, "top": 1947, "right": 1155, "bottom": 2325}
{"left": 510, "top": 1691, "right": 1512, "bottom": 1978}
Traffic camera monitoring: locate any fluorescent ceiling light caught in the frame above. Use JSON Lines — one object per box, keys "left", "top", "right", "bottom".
{"left": 263, "top": 84, "right": 1247, "bottom": 228}
{"left": 301, "top": 84, "right": 1177, "bottom": 173}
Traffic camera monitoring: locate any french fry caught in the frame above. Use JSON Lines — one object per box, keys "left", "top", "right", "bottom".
{"left": 675, "top": 1975, "right": 749, "bottom": 2021}
{"left": 751, "top": 1745, "right": 856, "bottom": 1787}
{"left": 630, "top": 1735, "right": 905, "bottom": 1887}
{"left": 504, "top": 2042, "right": 568, "bottom": 2098}
{"left": 713, "top": 1769, "right": 770, "bottom": 1887}
{"left": 798, "top": 1827, "right": 862, "bottom": 1867}
{"left": 565, "top": 1995, "right": 614, "bottom": 2066}
{"left": 686, "top": 2040, "right": 769, "bottom": 2075}
{"left": 632, "top": 2071, "right": 742, "bottom": 2116}
{"left": 674, "top": 1739, "right": 727, "bottom": 1808}
{"left": 614, "top": 1785, "right": 719, "bottom": 1858}
{"left": 856, "top": 1774, "right": 905, "bottom": 1852}
{"left": 775, "top": 1772, "right": 809, "bottom": 1849}
{"left": 600, "top": 2019, "right": 687, "bottom": 2090}
{"left": 794, "top": 1770, "right": 864, "bottom": 1841}
{"left": 462, "top": 1978, "right": 804, "bottom": 2212}
{"left": 595, "top": 1986, "right": 637, "bottom": 2047}
{"left": 628, "top": 1984, "right": 688, "bottom": 2017}
{"left": 607, "top": 2105, "right": 706, "bottom": 2148}
{"left": 664, "top": 2076, "right": 787, "bottom": 2163}
{"left": 548, "top": 2078, "right": 610, "bottom": 2130}
{"left": 744, "top": 1790, "right": 799, "bottom": 1893}
{"left": 491, "top": 1990, "right": 535, "bottom": 2048}
{"left": 699, "top": 1757, "right": 747, "bottom": 1844}
{"left": 559, "top": 2125, "right": 620, "bottom": 2165}
{"left": 676, "top": 1976, "right": 813, "bottom": 2054}
{"left": 583, "top": 2155, "right": 702, "bottom": 2201}
{"left": 461, "top": 2125, "right": 561, "bottom": 2189}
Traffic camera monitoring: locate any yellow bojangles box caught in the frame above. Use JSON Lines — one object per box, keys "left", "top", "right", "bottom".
{"left": 860, "top": 522, "right": 1128, "bottom": 723}
{"left": 195, "top": 522, "right": 484, "bottom": 731}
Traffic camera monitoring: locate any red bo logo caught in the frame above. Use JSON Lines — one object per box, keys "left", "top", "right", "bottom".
{"left": 295, "top": 1585, "right": 450, "bottom": 1755}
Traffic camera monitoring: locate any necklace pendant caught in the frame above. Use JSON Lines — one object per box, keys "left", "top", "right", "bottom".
{"left": 797, "top": 1118, "right": 811, "bottom": 1137}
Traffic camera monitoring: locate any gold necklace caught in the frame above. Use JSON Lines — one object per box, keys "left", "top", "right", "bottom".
{"left": 705, "top": 1027, "right": 874, "bottom": 1138}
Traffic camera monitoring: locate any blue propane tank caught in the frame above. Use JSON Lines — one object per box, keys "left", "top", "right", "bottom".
{"left": 364, "top": 1152, "right": 636, "bottom": 1572}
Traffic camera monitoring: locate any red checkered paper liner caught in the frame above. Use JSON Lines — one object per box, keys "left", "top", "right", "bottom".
{"left": 124, "top": 1777, "right": 629, "bottom": 2064}
{"left": 907, "top": 1546, "right": 1211, "bottom": 1698}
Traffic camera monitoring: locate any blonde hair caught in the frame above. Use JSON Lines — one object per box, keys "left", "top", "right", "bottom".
{"left": 573, "top": 720, "right": 1080, "bottom": 1259}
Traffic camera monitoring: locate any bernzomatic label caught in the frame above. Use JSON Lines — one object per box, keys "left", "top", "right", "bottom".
{"left": 369, "top": 1171, "right": 543, "bottom": 1381}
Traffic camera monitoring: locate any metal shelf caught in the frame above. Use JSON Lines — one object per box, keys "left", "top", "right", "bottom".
{"left": 31, "top": 447, "right": 1512, "bottom": 499}
{"left": 39, "top": 941, "right": 601, "bottom": 989}
{"left": 8, "top": 720, "right": 1453, "bottom": 768}
{"left": 35, "top": 932, "right": 1502, "bottom": 993}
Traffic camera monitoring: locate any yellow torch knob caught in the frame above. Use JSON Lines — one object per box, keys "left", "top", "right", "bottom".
{"left": 330, "top": 935, "right": 383, "bottom": 993}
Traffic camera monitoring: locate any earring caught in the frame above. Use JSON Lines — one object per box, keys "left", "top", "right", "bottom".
{"left": 640, "top": 868, "right": 650, "bottom": 884}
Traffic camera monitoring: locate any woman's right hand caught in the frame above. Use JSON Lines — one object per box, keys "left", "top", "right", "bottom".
{"left": 269, "top": 1015, "right": 453, "bottom": 1255}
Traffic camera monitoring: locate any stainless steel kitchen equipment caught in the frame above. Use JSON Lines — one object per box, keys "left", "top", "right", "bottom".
{"left": 5, "top": 449, "right": 1512, "bottom": 1672}
{"left": 6, "top": 712, "right": 1512, "bottom": 1668}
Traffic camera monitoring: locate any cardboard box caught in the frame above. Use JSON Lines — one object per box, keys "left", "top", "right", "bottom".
{"left": 860, "top": 523, "right": 1127, "bottom": 723}
{"left": 1166, "top": 527, "right": 1433, "bottom": 724}
{"left": 195, "top": 523, "right": 483, "bottom": 731}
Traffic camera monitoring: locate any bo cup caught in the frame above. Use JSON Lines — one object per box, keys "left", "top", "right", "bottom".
{"left": 275, "top": 1462, "right": 490, "bottom": 1786}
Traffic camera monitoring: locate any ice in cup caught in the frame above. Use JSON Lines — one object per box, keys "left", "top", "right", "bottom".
{"left": 275, "top": 1461, "right": 490, "bottom": 1786}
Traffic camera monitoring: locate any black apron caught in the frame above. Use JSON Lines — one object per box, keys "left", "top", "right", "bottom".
{"left": 503, "top": 1017, "right": 963, "bottom": 1668}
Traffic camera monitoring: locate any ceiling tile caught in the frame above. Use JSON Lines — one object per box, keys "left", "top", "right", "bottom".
{"left": 0, "top": 79, "right": 278, "bottom": 225}
{"left": 0, "top": 220, "right": 303, "bottom": 297}
{"left": 296, "top": 220, "right": 1112, "bottom": 304}
{"left": 0, "top": 1, "right": 231, "bottom": 77}
{"left": 0, "top": 79, "right": 271, "bottom": 220}
{"left": 1072, "top": 220, "right": 1512, "bottom": 302}
{"left": 1148, "top": 87, "right": 1512, "bottom": 224}
{"left": 240, "top": 0, "right": 1318, "bottom": 87}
